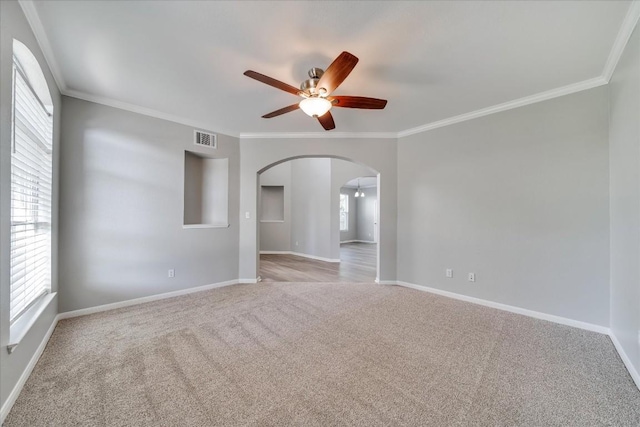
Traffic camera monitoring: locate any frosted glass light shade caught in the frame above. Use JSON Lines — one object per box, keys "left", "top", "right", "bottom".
{"left": 299, "top": 97, "right": 332, "bottom": 117}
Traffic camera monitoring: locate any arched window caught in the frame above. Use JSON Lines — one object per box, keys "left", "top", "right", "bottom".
{"left": 10, "top": 40, "right": 54, "bottom": 322}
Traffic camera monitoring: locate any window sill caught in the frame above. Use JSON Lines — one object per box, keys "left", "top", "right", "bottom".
{"left": 8, "top": 292, "right": 56, "bottom": 354}
{"left": 260, "top": 220, "right": 285, "bottom": 223}
{"left": 182, "top": 223, "right": 229, "bottom": 229}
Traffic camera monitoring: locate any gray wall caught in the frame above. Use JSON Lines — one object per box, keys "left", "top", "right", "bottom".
{"left": 356, "top": 187, "right": 378, "bottom": 242}
{"left": 183, "top": 151, "right": 204, "bottom": 225}
{"left": 0, "top": 0, "right": 61, "bottom": 414}
{"left": 291, "top": 158, "right": 333, "bottom": 259}
{"left": 239, "top": 139, "right": 397, "bottom": 282}
{"left": 609, "top": 25, "right": 640, "bottom": 376}
{"left": 59, "top": 96, "right": 240, "bottom": 312}
{"left": 259, "top": 162, "right": 291, "bottom": 252}
{"left": 397, "top": 86, "right": 610, "bottom": 326}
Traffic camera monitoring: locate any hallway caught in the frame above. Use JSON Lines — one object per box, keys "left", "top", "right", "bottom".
{"left": 259, "top": 242, "right": 376, "bottom": 282}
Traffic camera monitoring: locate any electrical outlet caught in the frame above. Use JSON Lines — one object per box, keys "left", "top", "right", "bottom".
{"left": 245, "top": 212, "right": 250, "bottom": 219}
{"left": 295, "top": 241, "right": 299, "bottom": 246}
{"left": 446, "top": 269, "right": 453, "bottom": 278}
{"left": 168, "top": 269, "right": 175, "bottom": 278}
{"left": 468, "top": 273, "right": 475, "bottom": 282}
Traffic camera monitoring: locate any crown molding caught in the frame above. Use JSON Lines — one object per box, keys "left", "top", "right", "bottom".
{"left": 18, "top": 0, "right": 66, "bottom": 92}
{"left": 602, "top": 0, "right": 640, "bottom": 82}
{"left": 19, "top": 0, "right": 636, "bottom": 141}
{"left": 397, "top": 76, "right": 607, "bottom": 138}
{"left": 63, "top": 89, "right": 240, "bottom": 138}
{"left": 239, "top": 131, "right": 397, "bottom": 139}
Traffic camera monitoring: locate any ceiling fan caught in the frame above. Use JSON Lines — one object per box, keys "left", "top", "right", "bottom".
{"left": 243, "top": 51, "right": 387, "bottom": 131}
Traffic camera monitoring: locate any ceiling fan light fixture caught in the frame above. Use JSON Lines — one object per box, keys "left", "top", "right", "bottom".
{"left": 299, "top": 97, "right": 332, "bottom": 117}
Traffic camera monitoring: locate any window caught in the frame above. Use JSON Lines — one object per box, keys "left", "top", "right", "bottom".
{"left": 340, "top": 193, "right": 349, "bottom": 231}
{"left": 10, "top": 42, "right": 53, "bottom": 323}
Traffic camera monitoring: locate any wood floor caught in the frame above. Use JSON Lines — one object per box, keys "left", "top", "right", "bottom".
{"left": 259, "top": 242, "right": 377, "bottom": 282}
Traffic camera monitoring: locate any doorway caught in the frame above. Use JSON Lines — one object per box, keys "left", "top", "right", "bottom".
{"left": 257, "top": 157, "right": 379, "bottom": 282}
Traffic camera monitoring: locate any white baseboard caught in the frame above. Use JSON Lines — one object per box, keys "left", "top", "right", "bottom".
{"left": 3, "top": 277, "right": 637, "bottom": 425}
{"left": 609, "top": 332, "right": 640, "bottom": 390}
{"left": 291, "top": 251, "right": 340, "bottom": 263}
{"left": 58, "top": 279, "right": 239, "bottom": 320}
{"left": 395, "top": 281, "right": 610, "bottom": 335}
{"left": 0, "top": 315, "right": 59, "bottom": 425}
{"left": 340, "top": 240, "right": 376, "bottom": 244}
{"left": 260, "top": 251, "right": 340, "bottom": 263}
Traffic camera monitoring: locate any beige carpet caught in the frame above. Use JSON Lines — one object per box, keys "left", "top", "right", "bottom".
{"left": 5, "top": 282, "right": 640, "bottom": 426}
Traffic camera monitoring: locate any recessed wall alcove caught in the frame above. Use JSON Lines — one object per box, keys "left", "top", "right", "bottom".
{"left": 183, "top": 151, "right": 229, "bottom": 228}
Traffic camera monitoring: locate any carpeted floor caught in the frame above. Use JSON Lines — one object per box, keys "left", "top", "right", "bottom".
{"left": 5, "top": 282, "right": 640, "bottom": 426}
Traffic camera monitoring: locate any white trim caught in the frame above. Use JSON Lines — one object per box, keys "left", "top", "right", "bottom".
{"left": 60, "top": 76, "right": 611, "bottom": 141}
{"left": 395, "top": 281, "right": 610, "bottom": 335}
{"left": 8, "top": 293, "right": 56, "bottom": 353}
{"left": 259, "top": 220, "right": 285, "bottom": 223}
{"left": 609, "top": 332, "right": 640, "bottom": 390}
{"left": 63, "top": 89, "right": 239, "bottom": 138}
{"left": 50, "top": 76, "right": 610, "bottom": 141}
{"left": 239, "top": 132, "right": 396, "bottom": 139}
{"left": 57, "top": 280, "right": 238, "bottom": 320}
{"left": 1, "top": 278, "right": 638, "bottom": 424}
{"left": 17, "top": 0, "right": 66, "bottom": 92}
{"left": 259, "top": 250, "right": 340, "bottom": 263}
{"left": 602, "top": 1, "right": 640, "bottom": 82}
{"left": 182, "top": 223, "right": 230, "bottom": 229}
{"left": 340, "top": 240, "right": 376, "bottom": 244}
{"left": 397, "top": 77, "right": 608, "bottom": 138}
{"left": 0, "top": 314, "right": 59, "bottom": 425}
{"left": 17, "top": 0, "right": 636, "bottom": 140}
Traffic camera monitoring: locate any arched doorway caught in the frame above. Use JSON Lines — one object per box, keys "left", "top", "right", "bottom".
{"left": 238, "top": 139, "right": 397, "bottom": 285}
{"left": 256, "top": 156, "right": 380, "bottom": 282}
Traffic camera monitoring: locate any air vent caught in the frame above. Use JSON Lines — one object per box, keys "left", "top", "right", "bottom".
{"left": 194, "top": 130, "right": 217, "bottom": 149}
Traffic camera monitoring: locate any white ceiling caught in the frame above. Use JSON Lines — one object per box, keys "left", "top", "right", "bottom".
{"left": 344, "top": 177, "right": 377, "bottom": 189}
{"left": 24, "top": 1, "right": 634, "bottom": 136}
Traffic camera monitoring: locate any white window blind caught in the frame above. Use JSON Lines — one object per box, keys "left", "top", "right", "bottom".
{"left": 10, "top": 59, "right": 53, "bottom": 323}
{"left": 339, "top": 194, "right": 349, "bottom": 231}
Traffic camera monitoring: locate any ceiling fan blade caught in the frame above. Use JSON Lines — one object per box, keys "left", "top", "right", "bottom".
{"left": 317, "top": 111, "right": 336, "bottom": 130}
{"left": 316, "top": 51, "right": 359, "bottom": 95}
{"left": 243, "top": 70, "right": 301, "bottom": 96}
{"left": 262, "top": 103, "right": 300, "bottom": 118}
{"left": 330, "top": 96, "right": 387, "bottom": 109}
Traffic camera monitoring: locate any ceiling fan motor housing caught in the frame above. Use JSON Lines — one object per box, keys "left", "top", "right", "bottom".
{"left": 300, "top": 68, "right": 325, "bottom": 95}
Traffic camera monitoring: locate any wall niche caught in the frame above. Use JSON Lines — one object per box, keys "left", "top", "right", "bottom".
{"left": 183, "top": 151, "right": 228, "bottom": 227}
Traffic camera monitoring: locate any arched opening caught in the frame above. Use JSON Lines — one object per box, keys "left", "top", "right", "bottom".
{"left": 256, "top": 155, "right": 380, "bottom": 283}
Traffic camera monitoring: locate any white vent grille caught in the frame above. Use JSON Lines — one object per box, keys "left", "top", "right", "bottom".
{"left": 194, "top": 130, "right": 217, "bottom": 149}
